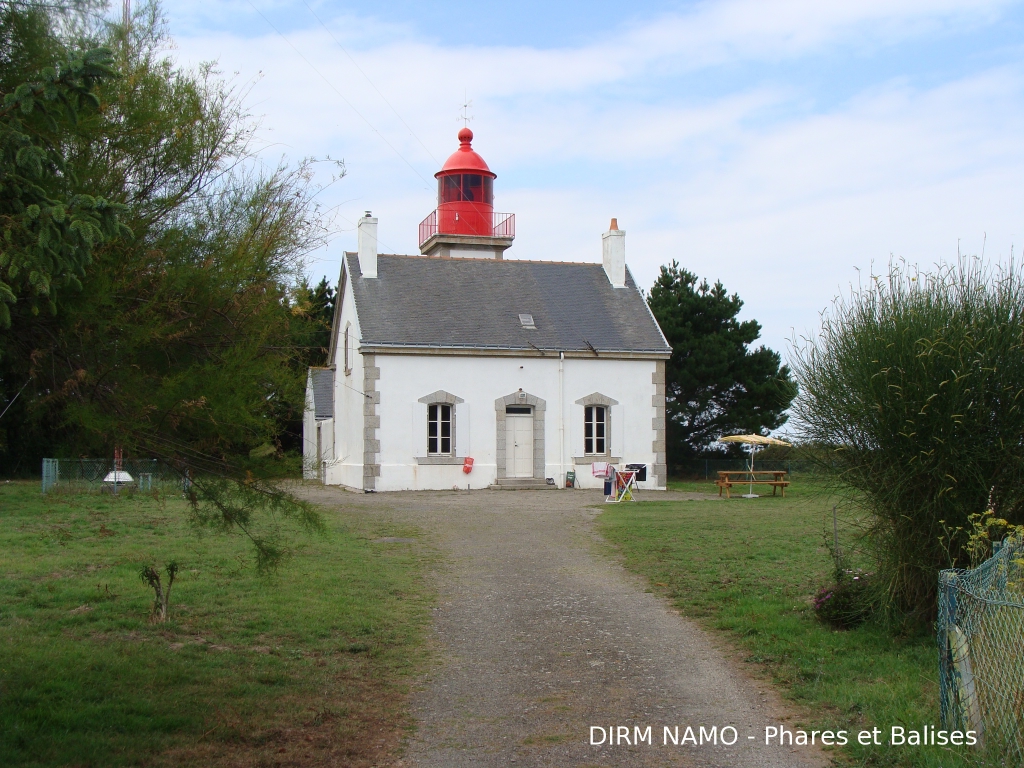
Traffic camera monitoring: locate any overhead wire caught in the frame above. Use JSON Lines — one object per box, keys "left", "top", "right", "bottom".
{"left": 0, "top": 377, "right": 31, "bottom": 422}
{"left": 245, "top": 1, "right": 433, "bottom": 189}
{"left": 300, "top": 0, "right": 442, "bottom": 168}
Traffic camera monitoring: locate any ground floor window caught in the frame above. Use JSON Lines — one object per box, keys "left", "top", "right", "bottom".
{"left": 585, "top": 405, "right": 606, "bottom": 455}
{"left": 428, "top": 404, "right": 453, "bottom": 455}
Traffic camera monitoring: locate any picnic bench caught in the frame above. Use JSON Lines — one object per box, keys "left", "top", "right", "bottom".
{"left": 715, "top": 470, "right": 790, "bottom": 498}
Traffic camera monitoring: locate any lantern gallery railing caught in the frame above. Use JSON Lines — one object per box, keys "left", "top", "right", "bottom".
{"left": 418, "top": 210, "right": 515, "bottom": 247}
{"left": 492, "top": 211, "right": 515, "bottom": 238}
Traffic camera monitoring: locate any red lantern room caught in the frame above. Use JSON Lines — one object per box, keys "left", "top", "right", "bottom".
{"left": 419, "top": 128, "right": 515, "bottom": 259}
{"left": 437, "top": 127, "right": 494, "bottom": 237}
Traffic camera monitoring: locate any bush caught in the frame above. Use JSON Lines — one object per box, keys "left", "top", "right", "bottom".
{"left": 792, "top": 259, "right": 1024, "bottom": 626}
{"left": 813, "top": 567, "right": 873, "bottom": 629}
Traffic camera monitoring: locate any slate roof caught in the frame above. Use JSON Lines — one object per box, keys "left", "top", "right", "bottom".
{"left": 310, "top": 368, "right": 334, "bottom": 419}
{"left": 345, "top": 254, "right": 670, "bottom": 356}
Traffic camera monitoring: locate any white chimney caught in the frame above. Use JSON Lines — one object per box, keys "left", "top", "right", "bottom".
{"left": 357, "top": 211, "right": 378, "bottom": 278}
{"left": 602, "top": 217, "right": 626, "bottom": 288}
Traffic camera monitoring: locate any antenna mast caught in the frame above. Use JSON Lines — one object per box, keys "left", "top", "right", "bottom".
{"left": 459, "top": 93, "right": 473, "bottom": 127}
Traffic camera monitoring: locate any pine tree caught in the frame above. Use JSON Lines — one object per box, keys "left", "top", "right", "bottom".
{"left": 647, "top": 261, "right": 797, "bottom": 462}
{"left": 308, "top": 276, "right": 335, "bottom": 366}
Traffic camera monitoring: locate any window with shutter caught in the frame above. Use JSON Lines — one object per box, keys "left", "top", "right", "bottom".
{"left": 584, "top": 405, "right": 606, "bottom": 455}
{"left": 428, "top": 404, "right": 454, "bottom": 455}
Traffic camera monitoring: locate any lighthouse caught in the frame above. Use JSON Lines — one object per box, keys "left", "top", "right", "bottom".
{"left": 418, "top": 128, "right": 515, "bottom": 259}
{"left": 309, "top": 128, "right": 671, "bottom": 493}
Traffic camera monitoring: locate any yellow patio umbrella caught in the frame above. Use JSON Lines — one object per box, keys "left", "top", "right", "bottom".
{"left": 718, "top": 434, "right": 792, "bottom": 498}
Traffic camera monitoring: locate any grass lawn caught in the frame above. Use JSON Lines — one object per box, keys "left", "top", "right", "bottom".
{"left": 600, "top": 478, "right": 978, "bottom": 768}
{"left": 0, "top": 480, "right": 433, "bottom": 768}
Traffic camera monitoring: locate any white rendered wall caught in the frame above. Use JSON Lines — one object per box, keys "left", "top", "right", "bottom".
{"left": 371, "top": 354, "right": 664, "bottom": 491}
{"left": 324, "top": 265, "right": 366, "bottom": 489}
{"left": 302, "top": 376, "right": 318, "bottom": 479}
{"left": 317, "top": 417, "right": 335, "bottom": 480}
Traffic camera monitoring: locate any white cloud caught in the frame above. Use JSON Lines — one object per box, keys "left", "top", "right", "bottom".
{"left": 627, "top": 0, "right": 1010, "bottom": 65}
{"left": 167, "top": 0, "right": 1024, "bottom": 358}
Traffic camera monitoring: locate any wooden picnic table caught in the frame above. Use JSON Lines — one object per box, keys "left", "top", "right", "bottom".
{"left": 715, "top": 470, "right": 790, "bottom": 498}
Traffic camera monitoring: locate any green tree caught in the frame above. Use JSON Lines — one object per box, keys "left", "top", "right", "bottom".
{"left": 0, "top": 1, "right": 125, "bottom": 328}
{"left": 792, "top": 260, "right": 1024, "bottom": 625}
{"left": 0, "top": 2, "right": 331, "bottom": 565}
{"left": 308, "top": 276, "right": 335, "bottom": 362}
{"left": 647, "top": 261, "right": 797, "bottom": 461}
{"left": 274, "top": 275, "right": 335, "bottom": 454}
{"left": 294, "top": 275, "right": 334, "bottom": 369}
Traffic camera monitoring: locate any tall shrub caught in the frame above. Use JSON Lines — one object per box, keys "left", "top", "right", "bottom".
{"left": 792, "top": 260, "right": 1024, "bottom": 625}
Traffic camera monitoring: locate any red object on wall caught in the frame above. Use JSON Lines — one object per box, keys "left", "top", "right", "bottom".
{"left": 462, "top": 457, "right": 474, "bottom": 474}
{"left": 435, "top": 128, "right": 496, "bottom": 238}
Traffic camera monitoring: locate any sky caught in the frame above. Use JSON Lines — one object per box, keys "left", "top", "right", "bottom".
{"left": 163, "top": 0, "right": 1024, "bottom": 360}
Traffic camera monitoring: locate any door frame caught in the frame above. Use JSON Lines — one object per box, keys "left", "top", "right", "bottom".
{"left": 494, "top": 391, "right": 546, "bottom": 479}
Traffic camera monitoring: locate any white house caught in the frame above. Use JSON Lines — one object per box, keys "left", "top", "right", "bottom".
{"left": 304, "top": 129, "right": 671, "bottom": 491}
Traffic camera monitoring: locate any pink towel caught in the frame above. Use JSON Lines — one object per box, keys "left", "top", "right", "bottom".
{"left": 592, "top": 462, "right": 611, "bottom": 477}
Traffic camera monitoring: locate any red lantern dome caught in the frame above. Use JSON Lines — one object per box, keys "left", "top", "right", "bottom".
{"left": 418, "top": 129, "right": 514, "bottom": 257}
{"left": 438, "top": 128, "right": 495, "bottom": 177}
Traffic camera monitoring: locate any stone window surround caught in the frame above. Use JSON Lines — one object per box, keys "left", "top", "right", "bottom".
{"left": 573, "top": 454, "right": 621, "bottom": 465}
{"left": 574, "top": 392, "right": 619, "bottom": 460}
{"left": 495, "top": 391, "right": 546, "bottom": 480}
{"left": 415, "top": 390, "right": 465, "bottom": 464}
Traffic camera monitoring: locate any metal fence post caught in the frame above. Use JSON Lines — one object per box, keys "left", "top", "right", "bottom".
{"left": 937, "top": 569, "right": 957, "bottom": 729}
{"left": 41, "top": 458, "right": 55, "bottom": 493}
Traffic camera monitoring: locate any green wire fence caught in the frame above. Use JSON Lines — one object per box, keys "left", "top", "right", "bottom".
{"left": 938, "top": 537, "right": 1024, "bottom": 762}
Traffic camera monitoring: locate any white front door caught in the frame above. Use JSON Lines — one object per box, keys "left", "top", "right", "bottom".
{"left": 505, "top": 414, "right": 534, "bottom": 477}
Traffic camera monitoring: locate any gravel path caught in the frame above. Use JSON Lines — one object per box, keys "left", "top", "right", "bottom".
{"left": 298, "top": 486, "right": 829, "bottom": 768}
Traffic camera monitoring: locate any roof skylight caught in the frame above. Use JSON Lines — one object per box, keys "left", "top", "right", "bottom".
{"left": 518, "top": 313, "right": 536, "bottom": 329}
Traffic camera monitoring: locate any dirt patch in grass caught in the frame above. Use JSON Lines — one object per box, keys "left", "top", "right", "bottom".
{"left": 159, "top": 680, "right": 406, "bottom": 768}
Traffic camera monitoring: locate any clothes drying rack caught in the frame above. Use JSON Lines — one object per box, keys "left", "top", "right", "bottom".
{"left": 605, "top": 468, "right": 639, "bottom": 503}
